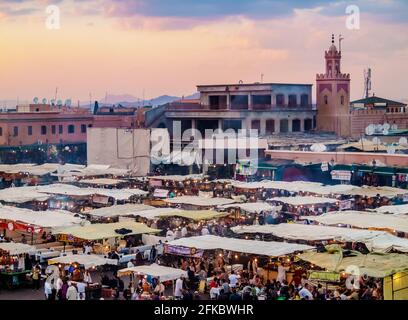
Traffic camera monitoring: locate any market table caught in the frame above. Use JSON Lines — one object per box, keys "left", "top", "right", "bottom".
{"left": 0, "top": 270, "right": 31, "bottom": 289}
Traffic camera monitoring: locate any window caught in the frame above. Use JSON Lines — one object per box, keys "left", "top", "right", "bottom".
{"left": 13, "top": 126, "right": 18, "bottom": 137}
{"left": 41, "top": 126, "right": 47, "bottom": 135}
{"left": 59, "top": 125, "right": 63, "bottom": 134}
{"left": 28, "top": 126, "right": 33, "bottom": 136}
{"left": 292, "top": 119, "right": 301, "bottom": 132}
{"left": 324, "top": 95, "right": 328, "bottom": 105}
{"left": 88, "top": 124, "right": 93, "bottom": 128}
{"left": 52, "top": 125, "right": 56, "bottom": 134}
{"left": 68, "top": 124, "right": 75, "bottom": 134}
{"left": 81, "top": 124, "right": 87, "bottom": 133}
{"left": 341, "top": 95, "right": 345, "bottom": 105}
{"left": 265, "top": 119, "right": 275, "bottom": 134}
{"left": 0, "top": 127, "right": 2, "bottom": 136}
{"left": 280, "top": 119, "right": 289, "bottom": 133}
{"left": 300, "top": 94, "right": 309, "bottom": 107}
{"left": 251, "top": 120, "right": 261, "bottom": 132}
{"left": 276, "top": 94, "right": 285, "bottom": 107}
{"left": 288, "top": 95, "right": 297, "bottom": 107}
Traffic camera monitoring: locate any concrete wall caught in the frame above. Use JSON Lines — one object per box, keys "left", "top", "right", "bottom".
{"left": 87, "top": 127, "right": 151, "bottom": 176}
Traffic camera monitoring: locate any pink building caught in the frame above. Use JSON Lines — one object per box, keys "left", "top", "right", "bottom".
{"left": 0, "top": 103, "right": 148, "bottom": 147}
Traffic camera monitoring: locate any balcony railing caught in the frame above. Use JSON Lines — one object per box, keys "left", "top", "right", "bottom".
{"left": 166, "top": 103, "right": 315, "bottom": 111}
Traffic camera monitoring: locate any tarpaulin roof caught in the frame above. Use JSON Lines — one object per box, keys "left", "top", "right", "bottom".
{"left": 0, "top": 205, "right": 86, "bottom": 228}
{"left": 0, "top": 242, "right": 36, "bottom": 255}
{"left": 48, "top": 254, "right": 118, "bottom": 269}
{"left": 231, "top": 223, "right": 408, "bottom": 253}
{"left": 298, "top": 251, "right": 408, "bottom": 278}
{"left": 78, "top": 178, "right": 128, "bottom": 186}
{"left": 373, "top": 204, "right": 408, "bottom": 215}
{"left": 0, "top": 187, "right": 51, "bottom": 203}
{"left": 167, "top": 235, "right": 314, "bottom": 257}
{"left": 54, "top": 221, "right": 160, "bottom": 240}
{"left": 87, "top": 204, "right": 155, "bottom": 218}
{"left": 301, "top": 211, "right": 408, "bottom": 233}
{"left": 268, "top": 196, "right": 338, "bottom": 206}
{"left": 117, "top": 263, "right": 187, "bottom": 281}
{"left": 148, "top": 174, "right": 206, "bottom": 182}
{"left": 132, "top": 208, "right": 228, "bottom": 221}
{"left": 220, "top": 202, "right": 278, "bottom": 213}
{"left": 164, "top": 196, "right": 236, "bottom": 207}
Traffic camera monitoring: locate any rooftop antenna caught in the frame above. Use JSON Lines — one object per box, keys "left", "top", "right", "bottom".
{"left": 261, "top": 74, "right": 264, "bottom": 83}
{"left": 364, "top": 68, "right": 372, "bottom": 98}
{"left": 89, "top": 92, "right": 92, "bottom": 111}
{"left": 54, "top": 87, "right": 58, "bottom": 101}
{"left": 105, "top": 92, "right": 108, "bottom": 104}
{"left": 142, "top": 89, "right": 145, "bottom": 107}
{"left": 339, "top": 35, "right": 344, "bottom": 52}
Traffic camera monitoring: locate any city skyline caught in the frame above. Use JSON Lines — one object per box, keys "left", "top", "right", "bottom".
{"left": 0, "top": 0, "right": 407, "bottom": 103}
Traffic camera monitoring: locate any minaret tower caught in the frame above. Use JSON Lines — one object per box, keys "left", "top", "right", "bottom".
{"left": 316, "top": 34, "right": 351, "bottom": 137}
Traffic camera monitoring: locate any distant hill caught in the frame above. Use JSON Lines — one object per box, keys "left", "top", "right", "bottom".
{"left": 0, "top": 92, "right": 200, "bottom": 109}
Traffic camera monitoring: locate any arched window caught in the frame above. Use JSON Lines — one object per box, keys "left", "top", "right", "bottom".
{"left": 324, "top": 95, "right": 328, "bottom": 105}
{"left": 280, "top": 119, "right": 289, "bottom": 133}
{"left": 341, "top": 95, "right": 345, "bottom": 105}
{"left": 265, "top": 119, "right": 275, "bottom": 134}
{"left": 292, "top": 119, "right": 301, "bottom": 132}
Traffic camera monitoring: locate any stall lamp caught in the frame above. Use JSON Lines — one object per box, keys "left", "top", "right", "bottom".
{"left": 219, "top": 253, "right": 223, "bottom": 257}
{"left": 341, "top": 272, "right": 347, "bottom": 277}
{"left": 310, "top": 264, "right": 314, "bottom": 268}
{"left": 245, "top": 236, "right": 249, "bottom": 240}
{"left": 235, "top": 255, "right": 238, "bottom": 259}
{"left": 286, "top": 258, "right": 290, "bottom": 263}
{"left": 58, "top": 264, "right": 62, "bottom": 268}
{"left": 254, "top": 258, "right": 258, "bottom": 262}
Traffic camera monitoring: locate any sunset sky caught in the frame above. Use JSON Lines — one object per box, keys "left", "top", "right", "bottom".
{"left": 0, "top": 0, "right": 407, "bottom": 103}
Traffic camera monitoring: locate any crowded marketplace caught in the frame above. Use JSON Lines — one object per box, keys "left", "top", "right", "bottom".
{"left": 0, "top": 163, "right": 407, "bottom": 301}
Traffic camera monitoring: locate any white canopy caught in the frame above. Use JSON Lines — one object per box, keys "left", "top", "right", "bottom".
{"left": 117, "top": 263, "right": 187, "bottom": 281}
{"left": 87, "top": 204, "right": 155, "bottom": 218}
{"left": 268, "top": 196, "right": 338, "bottom": 206}
{"left": 0, "top": 187, "right": 51, "bottom": 203}
{"left": 301, "top": 211, "right": 408, "bottom": 233}
{"left": 373, "top": 204, "right": 408, "bottom": 215}
{"left": 78, "top": 178, "right": 128, "bottom": 186}
{"left": 48, "top": 254, "right": 118, "bottom": 269}
{"left": 220, "top": 202, "right": 277, "bottom": 213}
{"left": 148, "top": 174, "right": 206, "bottom": 182}
{"left": 231, "top": 223, "right": 408, "bottom": 253}
{"left": 0, "top": 242, "right": 36, "bottom": 255}
{"left": 164, "top": 196, "right": 236, "bottom": 207}
{"left": 167, "top": 235, "right": 314, "bottom": 257}
{"left": 0, "top": 205, "right": 86, "bottom": 228}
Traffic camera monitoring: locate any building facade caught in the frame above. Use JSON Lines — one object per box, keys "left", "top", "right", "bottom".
{"left": 147, "top": 82, "right": 316, "bottom": 137}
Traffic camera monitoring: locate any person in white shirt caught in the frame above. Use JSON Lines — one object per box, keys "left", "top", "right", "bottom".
{"left": 299, "top": 283, "right": 314, "bottom": 300}
{"left": 56, "top": 276, "right": 63, "bottom": 293}
{"left": 166, "top": 229, "right": 175, "bottom": 242}
{"left": 201, "top": 226, "right": 209, "bottom": 236}
{"left": 181, "top": 226, "right": 188, "bottom": 238}
{"left": 174, "top": 277, "right": 184, "bottom": 299}
{"left": 76, "top": 282, "right": 87, "bottom": 300}
{"left": 157, "top": 241, "right": 164, "bottom": 256}
{"left": 127, "top": 259, "right": 135, "bottom": 269}
{"left": 228, "top": 271, "right": 239, "bottom": 288}
{"left": 174, "top": 229, "right": 182, "bottom": 239}
{"left": 277, "top": 263, "right": 289, "bottom": 283}
{"left": 66, "top": 282, "right": 78, "bottom": 300}
{"left": 44, "top": 281, "right": 53, "bottom": 300}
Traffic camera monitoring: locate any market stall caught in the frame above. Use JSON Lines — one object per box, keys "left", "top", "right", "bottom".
{"left": 164, "top": 196, "right": 237, "bottom": 210}
{"left": 301, "top": 211, "right": 408, "bottom": 234}
{"left": 231, "top": 223, "right": 408, "bottom": 253}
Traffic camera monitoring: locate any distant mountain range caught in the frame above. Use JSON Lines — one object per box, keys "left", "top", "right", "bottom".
{"left": 97, "top": 92, "right": 200, "bottom": 107}
{"left": 0, "top": 93, "right": 200, "bottom": 109}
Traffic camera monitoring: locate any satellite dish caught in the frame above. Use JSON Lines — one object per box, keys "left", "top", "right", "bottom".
{"left": 65, "top": 99, "right": 72, "bottom": 107}
{"left": 372, "top": 137, "right": 380, "bottom": 145}
{"left": 386, "top": 146, "right": 396, "bottom": 154}
{"left": 383, "top": 123, "right": 390, "bottom": 131}
{"left": 57, "top": 99, "right": 63, "bottom": 106}
{"left": 399, "top": 137, "right": 408, "bottom": 146}
{"left": 33, "top": 97, "right": 39, "bottom": 104}
{"left": 365, "top": 124, "right": 375, "bottom": 136}
{"left": 391, "top": 124, "right": 398, "bottom": 130}
{"left": 310, "top": 143, "right": 327, "bottom": 152}
{"left": 375, "top": 124, "right": 382, "bottom": 132}
{"left": 50, "top": 99, "right": 56, "bottom": 105}
{"left": 42, "top": 98, "right": 47, "bottom": 104}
